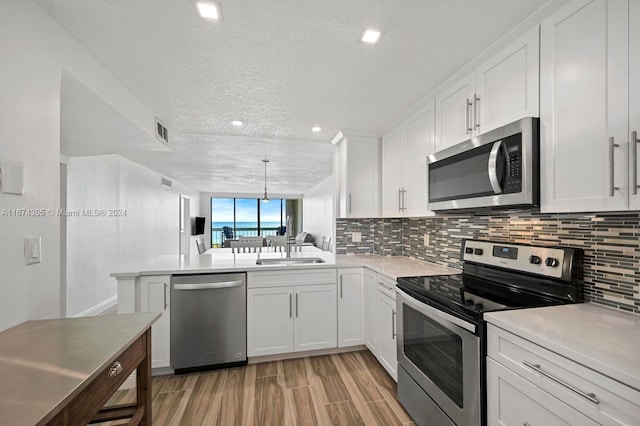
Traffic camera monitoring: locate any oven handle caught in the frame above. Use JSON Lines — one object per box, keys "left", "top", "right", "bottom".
{"left": 488, "top": 140, "right": 504, "bottom": 194}
{"left": 396, "top": 288, "right": 477, "bottom": 334}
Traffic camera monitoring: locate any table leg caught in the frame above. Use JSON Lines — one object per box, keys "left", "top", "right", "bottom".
{"left": 137, "top": 328, "right": 152, "bottom": 425}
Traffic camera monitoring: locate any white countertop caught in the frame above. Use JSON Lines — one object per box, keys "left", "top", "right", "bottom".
{"left": 485, "top": 303, "right": 640, "bottom": 391}
{"left": 111, "top": 248, "right": 460, "bottom": 280}
{"left": 335, "top": 254, "right": 459, "bottom": 279}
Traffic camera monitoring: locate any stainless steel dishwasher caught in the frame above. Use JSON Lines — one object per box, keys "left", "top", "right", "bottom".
{"left": 170, "top": 273, "right": 246, "bottom": 373}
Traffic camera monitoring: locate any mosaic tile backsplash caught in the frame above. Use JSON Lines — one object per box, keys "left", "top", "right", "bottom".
{"left": 336, "top": 210, "right": 640, "bottom": 314}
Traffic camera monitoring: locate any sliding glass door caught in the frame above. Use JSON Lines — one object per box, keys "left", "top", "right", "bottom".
{"left": 210, "top": 198, "right": 289, "bottom": 247}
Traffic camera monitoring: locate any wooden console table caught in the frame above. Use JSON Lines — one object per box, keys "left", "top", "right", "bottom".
{"left": 0, "top": 312, "right": 159, "bottom": 425}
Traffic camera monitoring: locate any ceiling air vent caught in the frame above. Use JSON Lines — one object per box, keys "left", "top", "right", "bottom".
{"left": 155, "top": 117, "right": 169, "bottom": 147}
{"left": 161, "top": 177, "right": 173, "bottom": 188}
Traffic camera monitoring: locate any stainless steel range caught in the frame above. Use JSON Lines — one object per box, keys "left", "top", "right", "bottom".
{"left": 396, "top": 239, "right": 583, "bottom": 426}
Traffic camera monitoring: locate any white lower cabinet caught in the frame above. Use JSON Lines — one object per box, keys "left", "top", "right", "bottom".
{"left": 247, "top": 287, "right": 294, "bottom": 356}
{"left": 337, "top": 268, "right": 364, "bottom": 348}
{"left": 139, "top": 275, "right": 171, "bottom": 369}
{"left": 371, "top": 274, "right": 398, "bottom": 381}
{"left": 294, "top": 284, "right": 337, "bottom": 352}
{"left": 363, "top": 269, "right": 378, "bottom": 353}
{"left": 376, "top": 288, "right": 397, "bottom": 381}
{"left": 247, "top": 269, "right": 337, "bottom": 357}
{"left": 487, "top": 324, "right": 640, "bottom": 426}
{"left": 487, "top": 358, "right": 598, "bottom": 426}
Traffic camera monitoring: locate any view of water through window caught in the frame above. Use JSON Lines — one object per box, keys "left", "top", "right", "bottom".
{"left": 210, "top": 198, "right": 288, "bottom": 247}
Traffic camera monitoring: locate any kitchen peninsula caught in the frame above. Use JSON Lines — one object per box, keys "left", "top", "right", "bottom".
{"left": 112, "top": 248, "right": 459, "bottom": 379}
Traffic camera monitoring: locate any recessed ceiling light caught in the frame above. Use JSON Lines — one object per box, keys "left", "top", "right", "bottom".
{"left": 197, "top": 1, "right": 221, "bottom": 21}
{"left": 361, "top": 29, "right": 382, "bottom": 45}
{"left": 311, "top": 126, "right": 322, "bottom": 132}
{"left": 231, "top": 120, "right": 243, "bottom": 126}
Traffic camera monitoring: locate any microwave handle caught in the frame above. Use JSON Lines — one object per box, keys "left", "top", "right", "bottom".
{"left": 488, "top": 140, "right": 504, "bottom": 194}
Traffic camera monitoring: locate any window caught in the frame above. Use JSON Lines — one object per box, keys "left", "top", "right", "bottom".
{"left": 210, "top": 198, "right": 292, "bottom": 248}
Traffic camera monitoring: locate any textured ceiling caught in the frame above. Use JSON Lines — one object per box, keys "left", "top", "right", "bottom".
{"left": 40, "top": 0, "right": 552, "bottom": 194}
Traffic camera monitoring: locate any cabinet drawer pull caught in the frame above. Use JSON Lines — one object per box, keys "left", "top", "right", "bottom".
{"left": 107, "top": 361, "right": 123, "bottom": 379}
{"left": 289, "top": 293, "right": 292, "bottom": 318}
{"left": 523, "top": 361, "right": 599, "bottom": 404}
{"left": 340, "top": 276, "right": 343, "bottom": 298}
{"left": 295, "top": 293, "right": 299, "bottom": 317}
{"left": 609, "top": 137, "right": 620, "bottom": 196}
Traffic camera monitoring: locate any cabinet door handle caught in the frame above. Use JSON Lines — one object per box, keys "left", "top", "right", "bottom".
{"left": 398, "top": 188, "right": 402, "bottom": 212}
{"left": 466, "top": 98, "right": 472, "bottom": 134}
{"left": 391, "top": 309, "right": 396, "bottom": 339}
{"left": 295, "top": 293, "right": 299, "bottom": 317}
{"left": 523, "top": 361, "right": 599, "bottom": 405}
{"left": 164, "top": 283, "right": 168, "bottom": 310}
{"left": 289, "top": 293, "right": 292, "bottom": 318}
{"left": 609, "top": 137, "right": 620, "bottom": 196}
{"left": 348, "top": 193, "right": 352, "bottom": 214}
{"left": 633, "top": 131, "right": 639, "bottom": 195}
{"left": 340, "top": 276, "right": 343, "bottom": 298}
{"left": 401, "top": 188, "right": 407, "bottom": 211}
{"left": 473, "top": 94, "right": 480, "bottom": 130}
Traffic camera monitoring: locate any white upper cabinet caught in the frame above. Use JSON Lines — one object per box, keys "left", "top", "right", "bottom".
{"left": 540, "top": 0, "right": 630, "bottom": 212}
{"left": 381, "top": 127, "right": 405, "bottom": 217}
{"left": 381, "top": 104, "right": 435, "bottom": 217}
{"left": 336, "top": 135, "right": 380, "bottom": 218}
{"left": 435, "top": 73, "right": 476, "bottom": 151}
{"left": 435, "top": 26, "right": 540, "bottom": 152}
{"left": 476, "top": 27, "right": 540, "bottom": 133}
{"left": 629, "top": 0, "right": 640, "bottom": 210}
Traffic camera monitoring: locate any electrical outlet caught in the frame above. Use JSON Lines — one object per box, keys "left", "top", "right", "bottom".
{"left": 352, "top": 232, "right": 362, "bottom": 243}
{"left": 423, "top": 234, "right": 430, "bottom": 246}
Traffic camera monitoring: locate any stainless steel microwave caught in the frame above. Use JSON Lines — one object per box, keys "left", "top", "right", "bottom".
{"left": 427, "top": 117, "right": 539, "bottom": 211}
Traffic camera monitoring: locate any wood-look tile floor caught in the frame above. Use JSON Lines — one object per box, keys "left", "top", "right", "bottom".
{"left": 99, "top": 350, "right": 414, "bottom": 426}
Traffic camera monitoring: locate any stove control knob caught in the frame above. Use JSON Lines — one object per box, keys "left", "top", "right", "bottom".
{"left": 465, "top": 299, "right": 474, "bottom": 307}
{"left": 474, "top": 303, "right": 484, "bottom": 311}
{"left": 529, "top": 255, "right": 542, "bottom": 265}
{"left": 474, "top": 248, "right": 484, "bottom": 255}
{"left": 465, "top": 247, "right": 474, "bottom": 254}
{"left": 545, "top": 257, "right": 559, "bottom": 267}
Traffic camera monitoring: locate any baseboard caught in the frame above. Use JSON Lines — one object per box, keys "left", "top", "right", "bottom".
{"left": 248, "top": 344, "right": 367, "bottom": 364}
{"left": 73, "top": 296, "right": 117, "bottom": 317}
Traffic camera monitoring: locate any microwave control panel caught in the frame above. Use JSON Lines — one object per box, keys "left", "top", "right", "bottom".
{"left": 503, "top": 133, "right": 522, "bottom": 194}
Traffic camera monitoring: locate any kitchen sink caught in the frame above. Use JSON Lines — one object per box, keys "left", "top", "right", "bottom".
{"left": 256, "top": 257, "right": 326, "bottom": 265}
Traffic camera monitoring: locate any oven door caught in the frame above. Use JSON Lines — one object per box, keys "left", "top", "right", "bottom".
{"left": 396, "top": 289, "right": 481, "bottom": 426}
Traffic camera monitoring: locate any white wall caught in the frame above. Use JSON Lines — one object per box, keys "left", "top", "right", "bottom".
{"left": 65, "top": 155, "right": 199, "bottom": 316}
{"left": 0, "top": 0, "right": 161, "bottom": 330}
{"left": 302, "top": 177, "right": 335, "bottom": 251}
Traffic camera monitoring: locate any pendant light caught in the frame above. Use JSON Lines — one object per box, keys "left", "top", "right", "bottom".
{"left": 261, "top": 159, "right": 270, "bottom": 202}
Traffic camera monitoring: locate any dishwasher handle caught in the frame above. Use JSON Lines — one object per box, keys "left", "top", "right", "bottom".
{"left": 173, "top": 281, "right": 244, "bottom": 291}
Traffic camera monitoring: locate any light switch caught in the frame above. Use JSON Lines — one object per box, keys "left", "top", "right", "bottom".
{"left": 24, "top": 236, "right": 41, "bottom": 265}
{"left": 352, "top": 232, "right": 362, "bottom": 243}
{"left": 423, "top": 234, "right": 430, "bottom": 246}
